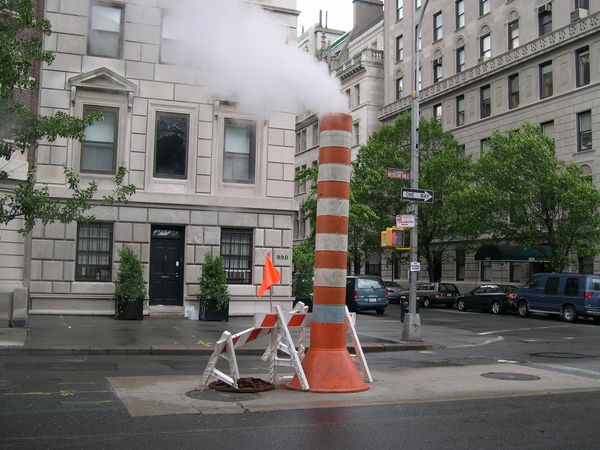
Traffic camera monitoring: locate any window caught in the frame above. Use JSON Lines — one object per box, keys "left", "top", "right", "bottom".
{"left": 354, "top": 84, "right": 361, "bottom": 106}
{"left": 456, "top": 0, "right": 465, "bottom": 29}
{"left": 296, "top": 164, "right": 306, "bottom": 194}
{"left": 75, "top": 223, "right": 113, "bottom": 281}
{"left": 81, "top": 106, "right": 117, "bottom": 173}
{"left": 480, "top": 0, "right": 490, "bottom": 16}
{"left": 396, "top": 35, "right": 404, "bottom": 62}
{"left": 223, "top": 118, "right": 256, "bottom": 183}
{"left": 508, "top": 74, "right": 519, "bottom": 109}
{"left": 433, "top": 12, "right": 443, "bottom": 41}
{"left": 396, "top": 76, "right": 404, "bottom": 100}
{"left": 576, "top": 47, "right": 590, "bottom": 87}
{"left": 221, "top": 228, "right": 253, "bottom": 284}
{"left": 509, "top": 262, "right": 521, "bottom": 283}
{"left": 456, "top": 250, "right": 465, "bottom": 281}
{"left": 480, "top": 85, "right": 491, "bottom": 118}
{"left": 579, "top": 256, "right": 594, "bottom": 274}
{"left": 538, "top": 8, "right": 552, "bottom": 36}
{"left": 456, "top": 95, "right": 465, "bottom": 126}
{"left": 481, "top": 261, "right": 492, "bottom": 281}
{"left": 456, "top": 46, "right": 465, "bottom": 72}
{"left": 565, "top": 277, "right": 580, "bottom": 296}
{"left": 312, "top": 123, "right": 319, "bottom": 147}
{"left": 541, "top": 120, "right": 555, "bottom": 139}
{"left": 480, "top": 138, "right": 491, "bottom": 155}
{"left": 480, "top": 33, "right": 491, "bottom": 59}
{"left": 540, "top": 61, "right": 553, "bottom": 99}
{"left": 433, "top": 103, "right": 442, "bottom": 122}
{"left": 508, "top": 20, "right": 519, "bottom": 50}
{"left": 346, "top": 89, "right": 351, "bottom": 108}
{"left": 88, "top": 2, "right": 123, "bottom": 58}
{"left": 299, "top": 129, "right": 307, "bottom": 152}
{"left": 544, "top": 277, "right": 560, "bottom": 295}
{"left": 577, "top": 110, "right": 592, "bottom": 152}
{"left": 154, "top": 112, "right": 188, "bottom": 178}
{"left": 352, "top": 121, "right": 360, "bottom": 146}
{"left": 433, "top": 58, "right": 443, "bottom": 83}
{"left": 396, "top": 0, "right": 403, "bottom": 20}
{"left": 416, "top": 0, "right": 421, "bottom": 8}
{"left": 576, "top": 0, "right": 589, "bottom": 8}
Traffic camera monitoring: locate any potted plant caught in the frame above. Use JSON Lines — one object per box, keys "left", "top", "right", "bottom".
{"left": 198, "top": 253, "right": 230, "bottom": 321}
{"left": 114, "top": 246, "right": 146, "bottom": 320}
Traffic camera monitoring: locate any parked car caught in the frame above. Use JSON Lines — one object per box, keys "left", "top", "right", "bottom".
{"left": 516, "top": 273, "right": 600, "bottom": 323}
{"left": 346, "top": 275, "right": 389, "bottom": 315}
{"left": 399, "top": 282, "right": 460, "bottom": 308}
{"left": 456, "top": 284, "right": 518, "bottom": 314}
{"left": 384, "top": 281, "right": 405, "bottom": 303}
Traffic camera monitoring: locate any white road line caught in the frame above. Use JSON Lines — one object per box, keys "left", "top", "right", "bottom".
{"left": 535, "top": 363, "right": 600, "bottom": 379}
{"left": 477, "top": 325, "right": 570, "bottom": 336}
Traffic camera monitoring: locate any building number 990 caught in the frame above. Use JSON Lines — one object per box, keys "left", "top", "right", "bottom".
{"left": 276, "top": 254, "right": 289, "bottom": 261}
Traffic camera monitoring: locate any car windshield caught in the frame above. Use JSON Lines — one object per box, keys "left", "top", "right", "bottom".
{"left": 357, "top": 278, "right": 385, "bottom": 289}
{"left": 385, "top": 281, "right": 401, "bottom": 287}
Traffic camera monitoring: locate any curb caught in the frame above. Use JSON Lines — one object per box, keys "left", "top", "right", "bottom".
{"left": 0, "top": 342, "right": 435, "bottom": 356}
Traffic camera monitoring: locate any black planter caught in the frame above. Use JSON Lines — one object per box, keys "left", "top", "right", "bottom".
{"left": 199, "top": 298, "right": 229, "bottom": 321}
{"left": 115, "top": 296, "right": 144, "bottom": 320}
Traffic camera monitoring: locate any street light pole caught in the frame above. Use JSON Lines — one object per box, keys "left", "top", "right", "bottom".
{"left": 402, "top": 0, "right": 430, "bottom": 342}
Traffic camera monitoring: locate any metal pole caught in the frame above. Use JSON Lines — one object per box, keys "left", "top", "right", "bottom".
{"left": 402, "top": 0, "right": 430, "bottom": 342}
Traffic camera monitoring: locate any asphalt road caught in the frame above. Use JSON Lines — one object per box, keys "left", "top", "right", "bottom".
{"left": 1, "top": 306, "right": 599, "bottom": 449}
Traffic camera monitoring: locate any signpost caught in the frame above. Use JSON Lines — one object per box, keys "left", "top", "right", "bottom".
{"left": 401, "top": 188, "right": 434, "bottom": 203}
{"left": 386, "top": 168, "right": 411, "bottom": 180}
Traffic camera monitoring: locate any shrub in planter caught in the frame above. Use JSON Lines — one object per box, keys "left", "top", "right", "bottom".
{"left": 114, "top": 246, "right": 146, "bottom": 320}
{"left": 197, "top": 253, "right": 230, "bottom": 321}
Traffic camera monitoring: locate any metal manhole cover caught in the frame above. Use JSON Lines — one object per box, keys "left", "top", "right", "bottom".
{"left": 529, "top": 352, "right": 593, "bottom": 359}
{"left": 481, "top": 372, "right": 541, "bottom": 381}
{"left": 209, "top": 377, "right": 275, "bottom": 393}
{"left": 185, "top": 389, "right": 260, "bottom": 402}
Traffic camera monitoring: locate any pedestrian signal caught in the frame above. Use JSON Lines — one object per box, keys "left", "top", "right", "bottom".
{"left": 380, "top": 227, "right": 410, "bottom": 250}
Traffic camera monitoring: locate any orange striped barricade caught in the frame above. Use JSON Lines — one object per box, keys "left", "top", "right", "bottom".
{"left": 345, "top": 307, "right": 373, "bottom": 383}
{"left": 198, "top": 302, "right": 310, "bottom": 390}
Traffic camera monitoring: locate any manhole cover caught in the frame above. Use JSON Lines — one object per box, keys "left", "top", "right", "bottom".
{"left": 185, "top": 389, "right": 260, "bottom": 402}
{"left": 481, "top": 372, "right": 541, "bottom": 381}
{"left": 530, "top": 352, "right": 593, "bottom": 359}
{"left": 210, "top": 377, "right": 275, "bottom": 393}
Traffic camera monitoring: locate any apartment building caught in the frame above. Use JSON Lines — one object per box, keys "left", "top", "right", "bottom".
{"left": 6, "top": 0, "right": 301, "bottom": 318}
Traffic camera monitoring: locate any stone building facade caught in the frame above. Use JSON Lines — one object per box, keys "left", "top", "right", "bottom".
{"left": 4, "top": 0, "right": 302, "bottom": 318}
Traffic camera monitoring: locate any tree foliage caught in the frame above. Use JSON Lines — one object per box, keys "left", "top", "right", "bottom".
{"left": 352, "top": 113, "right": 475, "bottom": 280}
{"left": 0, "top": 0, "right": 135, "bottom": 234}
{"left": 459, "top": 122, "right": 600, "bottom": 271}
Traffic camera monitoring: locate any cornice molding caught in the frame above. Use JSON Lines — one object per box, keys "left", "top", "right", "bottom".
{"left": 379, "top": 11, "right": 600, "bottom": 121}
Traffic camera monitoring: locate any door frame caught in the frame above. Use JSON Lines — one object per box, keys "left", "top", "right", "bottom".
{"left": 149, "top": 224, "right": 185, "bottom": 306}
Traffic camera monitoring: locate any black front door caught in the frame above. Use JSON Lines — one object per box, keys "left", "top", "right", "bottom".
{"left": 150, "top": 226, "right": 184, "bottom": 306}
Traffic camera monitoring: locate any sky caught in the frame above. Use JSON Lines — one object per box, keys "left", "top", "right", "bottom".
{"left": 297, "top": 0, "right": 354, "bottom": 34}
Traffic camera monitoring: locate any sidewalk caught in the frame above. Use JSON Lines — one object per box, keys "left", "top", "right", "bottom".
{"left": 0, "top": 305, "right": 495, "bottom": 355}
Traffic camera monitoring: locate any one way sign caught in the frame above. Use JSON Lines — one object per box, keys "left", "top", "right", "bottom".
{"left": 401, "top": 188, "right": 434, "bottom": 203}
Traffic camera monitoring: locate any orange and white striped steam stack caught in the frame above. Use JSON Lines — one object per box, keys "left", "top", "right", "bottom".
{"left": 287, "top": 112, "right": 368, "bottom": 393}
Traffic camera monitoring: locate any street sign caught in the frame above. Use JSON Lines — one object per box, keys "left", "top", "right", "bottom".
{"left": 386, "top": 168, "right": 411, "bottom": 180}
{"left": 410, "top": 262, "right": 421, "bottom": 272}
{"left": 401, "top": 188, "right": 434, "bottom": 203}
{"left": 396, "top": 214, "right": 415, "bottom": 228}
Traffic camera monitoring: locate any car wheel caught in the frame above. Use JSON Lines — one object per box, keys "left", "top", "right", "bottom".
{"left": 457, "top": 299, "right": 466, "bottom": 311}
{"left": 517, "top": 301, "right": 529, "bottom": 317}
{"left": 562, "top": 305, "right": 578, "bottom": 323}
{"left": 491, "top": 301, "right": 502, "bottom": 315}
{"left": 423, "top": 298, "right": 431, "bottom": 308}
{"left": 376, "top": 308, "right": 385, "bottom": 315}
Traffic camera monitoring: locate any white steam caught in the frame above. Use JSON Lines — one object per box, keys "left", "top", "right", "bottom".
{"left": 161, "top": 0, "right": 347, "bottom": 115}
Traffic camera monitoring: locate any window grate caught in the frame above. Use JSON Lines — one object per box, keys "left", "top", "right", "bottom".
{"left": 75, "top": 223, "right": 113, "bottom": 281}
{"left": 221, "top": 228, "right": 253, "bottom": 284}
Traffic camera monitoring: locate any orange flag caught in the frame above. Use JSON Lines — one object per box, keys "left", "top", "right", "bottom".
{"left": 258, "top": 252, "right": 281, "bottom": 297}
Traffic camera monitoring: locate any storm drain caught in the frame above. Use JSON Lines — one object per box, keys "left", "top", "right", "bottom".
{"left": 481, "top": 372, "right": 541, "bottom": 381}
{"left": 185, "top": 377, "right": 275, "bottom": 401}
{"left": 529, "top": 352, "right": 594, "bottom": 359}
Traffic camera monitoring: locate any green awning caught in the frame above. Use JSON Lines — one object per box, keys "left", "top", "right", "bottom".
{"left": 474, "top": 244, "right": 552, "bottom": 262}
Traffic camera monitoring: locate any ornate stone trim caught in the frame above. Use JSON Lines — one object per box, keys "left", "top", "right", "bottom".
{"left": 379, "top": 11, "right": 600, "bottom": 120}
{"left": 336, "top": 49, "right": 384, "bottom": 81}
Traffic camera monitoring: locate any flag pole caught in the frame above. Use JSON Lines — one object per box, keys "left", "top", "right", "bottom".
{"left": 269, "top": 289, "right": 273, "bottom": 313}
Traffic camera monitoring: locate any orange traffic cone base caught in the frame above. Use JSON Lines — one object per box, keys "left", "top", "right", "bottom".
{"left": 286, "top": 348, "right": 369, "bottom": 393}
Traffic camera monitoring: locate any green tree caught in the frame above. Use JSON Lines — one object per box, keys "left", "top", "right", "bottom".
{"left": 460, "top": 122, "right": 600, "bottom": 271}
{"left": 1, "top": 0, "right": 135, "bottom": 234}
{"left": 351, "top": 113, "right": 475, "bottom": 281}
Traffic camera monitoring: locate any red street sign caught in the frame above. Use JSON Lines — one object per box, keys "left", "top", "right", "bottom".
{"left": 386, "top": 168, "right": 411, "bottom": 180}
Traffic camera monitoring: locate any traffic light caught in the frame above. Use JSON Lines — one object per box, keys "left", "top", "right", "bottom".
{"left": 380, "top": 227, "right": 410, "bottom": 250}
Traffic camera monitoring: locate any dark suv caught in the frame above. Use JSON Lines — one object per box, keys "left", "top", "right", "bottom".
{"left": 346, "top": 275, "right": 389, "bottom": 315}
{"left": 400, "top": 282, "right": 460, "bottom": 308}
